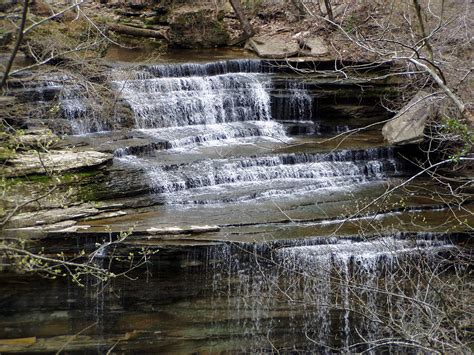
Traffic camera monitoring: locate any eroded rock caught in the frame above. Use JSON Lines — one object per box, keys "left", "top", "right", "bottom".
{"left": 145, "top": 225, "right": 220, "bottom": 235}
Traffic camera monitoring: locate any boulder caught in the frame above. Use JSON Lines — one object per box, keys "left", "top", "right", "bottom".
{"left": 297, "top": 36, "right": 329, "bottom": 57}
{"left": 382, "top": 91, "right": 434, "bottom": 145}
{"left": 246, "top": 35, "right": 300, "bottom": 59}
{"left": 168, "top": 6, "right": 229, "bottom": 48}
{"left": 4, "top": 150, "right": 113, "bottom": 177}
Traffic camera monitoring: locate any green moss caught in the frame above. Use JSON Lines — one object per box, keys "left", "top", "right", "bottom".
{"left": 5, "top": 170, "right": 98, "bottom": 188}
{"left": 0, "top": 147, "right": 16, "bottom": 161}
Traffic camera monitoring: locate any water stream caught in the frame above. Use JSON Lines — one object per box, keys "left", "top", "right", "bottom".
{"left": 1, "top": 57, "right": 471, "bottom": 353}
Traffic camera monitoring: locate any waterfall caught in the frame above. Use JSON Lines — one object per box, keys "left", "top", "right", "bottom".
{"left": 49, "top": 59, "right": 317, "bottom": 142}
{"left": 132, "top": 59, "right": 271, "bottom": 78}
{"left": 59, "top": 85, "right": 106, "bottom": 135}
{"left": 116, "top": 146, "right": 401, "bottom": 204}
{"left": 35, "top": 75, "right": 107, "bottom": 135}
{"left": 203, "top": 233, "right": 454, "bottom": 352}
{"left": 138, "top": 121, "right": 287, "bottom": 150}
{"left": 112, "top": 73, "right": 272, "bottom": 128}
{"left": 111, "top": 60, "right": 277, "bottom": 130}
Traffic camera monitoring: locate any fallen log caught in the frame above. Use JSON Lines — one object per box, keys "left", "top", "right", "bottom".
{"left": 108, "top": 23, "right": 169, "bottom": 41}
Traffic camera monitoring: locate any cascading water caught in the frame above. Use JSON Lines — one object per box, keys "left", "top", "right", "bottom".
{"left": 6, "top": 56, "right": 468, "bottom": 354}
{"left": 115, "top": 145, "right": 401, "bottom": 204}
{"left": 106, "top": 59, "right": 411, "bottom": 205}
{"left": 38, "top": 77, "right": 107, "bottom": 135}
{"left": 111, "top": 60, "right": 275, "bottom": 129}
{"left": 202, "top": 233, "right": 455, "bottom": 352}
{"left": 112, "top": 73, "right": 272, "bottom": 128}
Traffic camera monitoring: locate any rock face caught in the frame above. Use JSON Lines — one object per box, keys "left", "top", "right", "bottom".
{"left": 382, "top": 91, "right": 434, "bottom": 145}
{"left": 4, "top": 150, "right": 113, "bottom": 177}
{"left": 247, "top": 35, "right": 300, "bottom": 58}
{"left": 168, "top": 7, "right": 229, "bottom": 48}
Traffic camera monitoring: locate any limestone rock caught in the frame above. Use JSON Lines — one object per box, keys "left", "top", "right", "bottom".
{"left": 382, "top": 91, "right": 434, "bottom": 145}
{"left": 6, "top": 204, "right": 101, "bottom": 228}
{"left": 247, "top": 36, "right": 299, "bottom": 59}
{"left": 298, "top": 36, "right": 329, "bottom": 57}
{"left": 12, "top": 129, "right": 59, "bottom": 151}
{"left": 145, "top": 225, "right": 220, "bottom": 235}
{"left": 4, "top": 150, "right": 112, "bottom": 177}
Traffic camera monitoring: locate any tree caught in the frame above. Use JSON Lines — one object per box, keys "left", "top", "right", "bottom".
{"left": 229, "top": 0, "right": 255, "bottom": 40}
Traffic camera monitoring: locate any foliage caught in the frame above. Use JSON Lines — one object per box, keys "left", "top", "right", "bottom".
{"left": 441, "top": 115, "right": 474, "bottom": 161}
{"left": 0, "top": 227, "right": 157, "bottom": 286}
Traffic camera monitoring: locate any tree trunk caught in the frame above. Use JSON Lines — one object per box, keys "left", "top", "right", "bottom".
{"left": 412, "top": 0, "right": 434, "bottom": 63}
{"left": 229, "top": 0, "right": 254, "bottom": 37}
{"left": 108, "top": 23, "right": 169, "bottom": 41}
{"left": 1, "top": 0, "right": 30, "bottom": 91}
{"left": 324, "top": 0, "right": 334, "bottom": 22}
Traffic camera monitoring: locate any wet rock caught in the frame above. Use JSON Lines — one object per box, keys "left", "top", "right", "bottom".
{"left": 4, "top": 220, "right": 78, "bottom": 232}
{"left": 26, "top": 118, "right": 73, "bottom": 135}
{"left": 4, "top": 150, "right": 113, "bottom": 177}
{"left": 145, "top": 225, "right": 220, "bottom": 235}
{"left": 0, "top": 337, "right": 37, "bottom": 352}
{"left": 382, "top": 91, "right": 434, "bottom": 145}
{"left": 247, "top": 35, "right": 299, "bottom": 58}
{"left": 168, "top": 6, "right": 229, "bottom": 48}
{"left": 83, "top": 210, "right": 127, "bottom": 221}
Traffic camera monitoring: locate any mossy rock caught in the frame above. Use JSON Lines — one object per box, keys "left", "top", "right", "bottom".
{"left": 169, "top": 7, "right": 229, "bottom": 48}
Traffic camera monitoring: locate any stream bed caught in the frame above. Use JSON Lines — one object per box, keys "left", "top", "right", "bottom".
{"left": 1, "top": 53, "right": 472, "bottom": 353}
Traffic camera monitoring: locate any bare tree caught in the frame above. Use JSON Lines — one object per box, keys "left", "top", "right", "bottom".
{"left": 229, "top": 0, "right": 255, "bottom": 37}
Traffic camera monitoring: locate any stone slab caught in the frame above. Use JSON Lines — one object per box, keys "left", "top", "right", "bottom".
{"left": 382, "top": 91, "right": 434, "bottom": 145}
